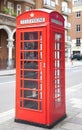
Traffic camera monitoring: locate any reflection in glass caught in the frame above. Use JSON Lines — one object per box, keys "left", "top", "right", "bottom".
{"left": 55, "top": 79, "right": 60, "bottom": 85}
{"left": 24, "top": 80, "right": 38, "bottom": 89}
{"left": 55, "top": 60, "right": 60, "bottom": 68}
{"left": 24, "top": 42, "right": 38, "bottom": 50}
{"left": 55, "top": 70, "right": 60, "bottom": 78}
{"left": 24, "top": 71, "right": 38, "bottom": 79}
{"left": 24, "top": 90, "right": 38, "bottom": 99}
{"left": 55, "top": 43, "right": 60, "bottom": 50}
{"left": 24, "top": 61, "right": 38, "bottom": 69}
{"left": 20, "top": 31, "right": 43, "bottom": 110}
{"left": 40, "top": 71, "right": 42, "bottom": 80}
{"left": 57, "top": 52, "right": 60, "bottom": 59}
{"left": 24, "top": 32, "right": 38, "bottom": 40}
{"left": 55, "top": 33, "right": 61, "bottom": 41}
{"left": 24, "top": 100, "right": 38, "bottom": 110}
{"left": 40, "top": 91, "right": 42, "bottom": 99}
{"left": 20, "top": 52, "right": 23, "bottom": 59}
{"left": 57, "top": 79, "right": 60, "bottom": 85}
{"left": 24, "top": 51, "right": 38, "bottom": 59}
{"left": 40, "top": 52, "right": 42, "bottom": 59}
{"left": 20, "top": 80, "right": 23, "bottom": 88}
{"left": 20, "top": 100, "right": 22, "bottom": 107}
{"left": 40, "top": 32, "right": 42, "bottom": 40}
{"left": 40, "top": 102, "right": 42, "bottom": 110}
{"left": 40, "top": 42, "right": 42, "bottom": 50}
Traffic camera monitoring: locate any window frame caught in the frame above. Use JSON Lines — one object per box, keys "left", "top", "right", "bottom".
{"left": 76, "top": 38, "right": 81, "bottom": 46}
{"left": 76, "top": 24, "right": 81, "bottom": 32}
{"left": 76, "top": 11, "right": 81, "bottom": 18}
{"left": 25, "top": 6, "right": 32, "bottom": 11}
{"left": 7, "top": 1, "right": 14, "bottom": 14}
{"left": 17, "top": 4, "right": 21, "bottom": 16}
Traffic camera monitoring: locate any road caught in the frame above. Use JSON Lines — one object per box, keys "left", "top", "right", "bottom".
{"left": 66, "top": 66, "right": 82, "bottom": 88}
{"left": 0, "top": 75, "right": 15, "bottom": 113}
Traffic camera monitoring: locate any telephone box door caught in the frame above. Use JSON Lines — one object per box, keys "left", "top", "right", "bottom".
{"left": 16, "top": 27, "right": 47, "bottom": 124}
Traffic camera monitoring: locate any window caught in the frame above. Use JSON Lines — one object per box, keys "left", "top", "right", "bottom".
{"left": 17, "top": 4, "right": 21, "bottom": 15}
{"left": 76, "top": 25, "right": 80, "bottom": 32}
{"left": 7, "top": 2, "right": 14, "bottom": 14}
{"left": 25, "top": 6, "right": 32, "bottom": 11}
{"left": 73, "top": 51, "right": 80, "bottom": 55}
{"left": 55, "top": 0, "right": 59, "bottom": 5}
{"left": 44, "top": 0, "right": 55, "bottom": 7}
{"left": 62, "top": 1, "right": 68, "bottom": 12}
{"left": 76, "top": 38, "right": 81, "bottom": 46}
{"left": 44, "top": 0, "right": 50, "bottom": 5}
{"left": 76, "top": 12, "right": 81, "bottom": 17}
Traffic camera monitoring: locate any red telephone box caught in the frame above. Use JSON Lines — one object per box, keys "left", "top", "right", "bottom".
{"left": 15, "top": 9, "right": 66, "bottom": 128}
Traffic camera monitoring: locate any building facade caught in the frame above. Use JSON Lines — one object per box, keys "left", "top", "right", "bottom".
{"left": 71, "top": 0, "right": 82, "bottom": 55}
{"left": 0, "top": 0, "right": 72, "bottom": 69}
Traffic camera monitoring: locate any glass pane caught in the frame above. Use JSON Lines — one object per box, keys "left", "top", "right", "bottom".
{"left": 55, "top": 33, "right": 61, "bottom": 41}
{"left": 24, "top": 51, "right": 38, "bottom": 59}
{"left": 55, "top": 70, "right": 60, "bottom": 78}
{"left": 24, "top": 90, "right": 38, "bottom": 99}
{"left": 56, "top": 52, "right": 60, "bottom": 59}
{"left": 40, "top": 52, "right": 42, "bottom": 59}
{"left": 20, "top": 80, "right": 23, "bottom": 88}
{"left": 24, "top": 42, "right": 38, "bottom": 50}
{"left": 24, "top": 32, "right": 38, "bottom": 40}
{"left": 24, "top": 71, "right": 38, "bottom": 79}
{"left": 40, "top": 32, "right": 42, "bottom": 40}
{"left": 40, "top": 91, "right": 42, "bottom": 99}
{"left": 19, "top": 31, "right": 43, "bottom": 111}
{"left": 20, "top": 42, "right": 23, "bottom": 50}
{"left": 24, "top": 100, "right": 38, "bottom": 110}
{"left": 20, "top": 100, "right": 22, "bottom": 107}
{"left": 55, "top": 60, "right": 60, "bottom": 68}
{"left": 40, "top": 71, "right": 42, "bottom": 80}
{"left": 24, "top": 61, "right": 38, "bottom": 69}
{"left": 24, "top": 80, "right": 38, "bottom": 89}
{"left": 55, "top": 43, "right": 60, "bottom": 50}
{"left": 55, "top": 79, "right": 60, "bottom": 85}
{"left": 20, "top": 52, "right": 23, "bottom": 59}
{"left": 20, "top": 32, "right": 23, "bottom": 40}
{"left": 40, "top": 102, "right": 42, "bottom": 110}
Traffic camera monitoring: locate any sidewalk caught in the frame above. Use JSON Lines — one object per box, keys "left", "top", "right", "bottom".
{"left": 0, "top": 83, "right": 82, "bottom": 129}
{"left": 0, "top": 69, "right": 16, "bottom": 76}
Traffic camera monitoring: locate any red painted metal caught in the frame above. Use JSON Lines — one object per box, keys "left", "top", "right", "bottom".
{"left": 15, "top": 9, "right": 66, "bottom": 127}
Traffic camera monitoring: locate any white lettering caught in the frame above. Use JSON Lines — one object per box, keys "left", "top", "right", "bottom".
{"left": 51, "top": 19, "right": 63, "bottom": 26}
{"left": 20, "top": 17, "right": 45, "bottom": 24}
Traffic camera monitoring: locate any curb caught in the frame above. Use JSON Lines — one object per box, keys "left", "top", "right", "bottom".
{"left": 0, "top": 69, "right": 16, "bottom": 76}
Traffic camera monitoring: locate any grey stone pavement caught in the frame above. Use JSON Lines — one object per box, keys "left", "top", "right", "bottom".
{"left": 66, "top": 60, "right": 82, "bottom": 68}
{"left": 0, "top": 61, "right": 82, "bottom": 130}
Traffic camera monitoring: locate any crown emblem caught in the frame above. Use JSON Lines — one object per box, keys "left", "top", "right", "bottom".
{"left": 30, "top": 12, "right": 34, "bottom": 17}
